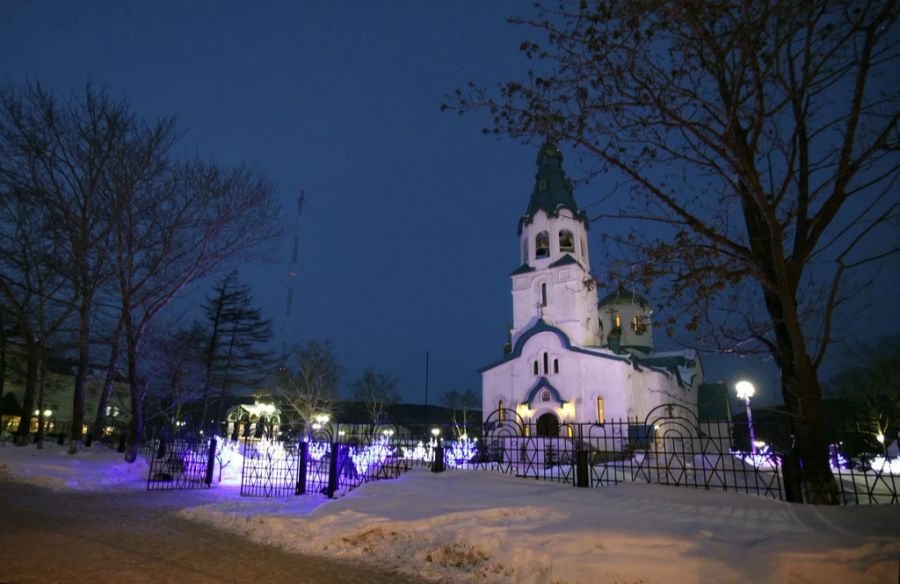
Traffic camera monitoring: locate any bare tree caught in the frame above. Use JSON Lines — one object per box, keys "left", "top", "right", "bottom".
{"left": 142, "top": 321, "right": 207, "bottom": 435}
{"left": 0, "top": 178, "right": 74, "bottom": 446}
{"left": 451, "top": 0, "right": 899, "bottom": 503}
{"left": 442, "top": 389, "right": 480, "bottom": 437}
{"left": 110, "top": 153, "right": 281, "bottom": 462}
{"left": 274, "top": 340, "right": 341, "bottom": 434}
{"left": 0, "top": 84, "right": 134, "bottom": 453}
{"left": 350, "top": 368, "right": 399, "bottom": 429}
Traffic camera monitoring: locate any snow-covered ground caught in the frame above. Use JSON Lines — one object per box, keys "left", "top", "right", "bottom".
{"left": 1, "top": 444, "right": 898, "bottom": 583}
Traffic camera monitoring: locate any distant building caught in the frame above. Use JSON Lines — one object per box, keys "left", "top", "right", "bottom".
{"left": 480, "top": 143, "right": 703, "bottom": 434}
{"left": 0, "top": 343, "right": 130, "bottom": 436}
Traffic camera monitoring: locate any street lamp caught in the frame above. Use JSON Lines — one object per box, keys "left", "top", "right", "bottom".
{"left": 876, "top": 432, "right": 886, "bottom": 455}
{"left": 735, "top": 380, "right": 757, "bottom": 456}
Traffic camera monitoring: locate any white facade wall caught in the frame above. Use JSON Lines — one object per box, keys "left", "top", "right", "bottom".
{"left": 482, "top": 330, "right": 686, "bottom": 426}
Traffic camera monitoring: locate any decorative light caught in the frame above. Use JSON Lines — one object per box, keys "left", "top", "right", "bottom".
{"left": 382, "top": 429, "right": 394, "bottom": 437}
{"left": 312, "top": 422, "right": 322, "bottom": 431}
{"left": 314, "top": 413, "right": 330, "bottom": 425}
{"left": 735, "top": 380, "right": 757, "bottom": 455}
{"left": 430, "top": 428, "right": 441, "bottom": 437}
{"left": 43, "top": 409, "right": 52, "bottom": 417}
{"left": 33, "top": 410, "right": 40, "bottom": 416}
{"left": 735, "top": 380, "right": 755, "bottom": 400}
{"left": 876, "top": 433, "right": 885, "bottom": 444}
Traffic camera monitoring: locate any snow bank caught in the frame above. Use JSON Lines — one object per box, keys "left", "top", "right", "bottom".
{"left": 0, "top": 443, "right": 149, "bottom": 491}
{"left": 178, "top": 468, "right": 900, "bottom": 584}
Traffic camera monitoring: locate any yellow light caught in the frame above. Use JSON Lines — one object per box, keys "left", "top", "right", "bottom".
{"left": 876, "top": 433, "right": 885, "bottom": 444}
{"left": 430, "top": 428, "right": 441, "bottom": 437}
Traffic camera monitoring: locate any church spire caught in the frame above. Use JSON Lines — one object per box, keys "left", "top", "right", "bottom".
{"left": 518, "top": 142, "right": 586, "bottom": 235}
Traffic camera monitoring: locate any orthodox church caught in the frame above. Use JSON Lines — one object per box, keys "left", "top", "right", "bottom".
{"left": 480, "top": 143, "right": 702, "bottom": 433}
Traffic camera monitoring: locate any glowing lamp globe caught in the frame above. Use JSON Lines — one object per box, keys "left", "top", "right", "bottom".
{"left": 430, "top": 428, "right": 441, "bottom": 437}
{"left": 735, "top": 381, "right": 756, "bottom": 401}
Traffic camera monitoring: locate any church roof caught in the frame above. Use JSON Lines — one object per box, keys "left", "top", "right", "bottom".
{"left": 478, "top": 318, "right": 635, "bottom": 373}
{"left": 517, "top": 142, "right": 588, "bottom": 235}
{"left": 510, "top": 263, "right": 536, "bottom": 276}
{"left": 598, "top": 285, "right": 651, "bottom": 308}
{"left": 547, "top": 253, "right": 583, "bottom": 270}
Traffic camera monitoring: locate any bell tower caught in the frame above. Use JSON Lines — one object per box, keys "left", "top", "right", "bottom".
{"left": 509, "top": 143, "right": 600, "bottom": 347}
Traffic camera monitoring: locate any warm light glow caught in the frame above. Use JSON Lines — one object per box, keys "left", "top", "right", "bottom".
{"left": 735, "top": 380, "right": 755, "bottom": 400}
{"left": 314, "top": 413, "right": 330, "bottom": 424}
{"left": 382, "top": 429, "right": 394, "bottom": 437}
{"left": 876, "top": 433, "right": 885, "bottom": 444}
{"left": 430, "top": 428, "right": 441, "bottom": 437}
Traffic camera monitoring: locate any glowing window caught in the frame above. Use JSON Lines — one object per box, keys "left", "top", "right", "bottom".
{"left": 499, "top": 400, "right": 506, "bottom": 422}
{"left": 535, "top": 231, "right": 550, "bottom": 258}
{"left": 559, "top": 230, "right": 574, "bottom": 252}
{"left": 614, "top": 313, "right": 622, "bottom": 329}
{"left": 597, "top": 397, "right": 605, "bottom": 424}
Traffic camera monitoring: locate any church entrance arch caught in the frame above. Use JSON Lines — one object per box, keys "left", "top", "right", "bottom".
{"left": 536, "top": 413, "right": 560, "bottom": 437}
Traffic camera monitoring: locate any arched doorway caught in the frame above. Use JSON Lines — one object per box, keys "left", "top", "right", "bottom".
{"left": 536, "top": 413, "right": 560, "bottom": 437}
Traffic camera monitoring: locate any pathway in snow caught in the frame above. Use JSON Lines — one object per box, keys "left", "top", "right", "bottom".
{"left": 0, "top": 481, "right": 425, "bottom": 584}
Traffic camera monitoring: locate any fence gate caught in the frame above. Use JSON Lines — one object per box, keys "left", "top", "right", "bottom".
{"left": 147, "top": 436, "right": 216, "bottom": 491}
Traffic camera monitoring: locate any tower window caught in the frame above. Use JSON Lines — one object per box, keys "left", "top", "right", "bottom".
{"left": 559, "top": 230, "right": 574, "bottom": 253}
{"left": 541, "top": 283, "right": 547, "bottom": 307}
{"left": 533, "top": 361, "right": 539, "bottom": 375}
{"left": 535, "top": 231, "right": 549, "bottom": 258}
{"left": 614, "top": 313, "right": 622, "bottom": 329}
{"left": 553, "top": 358, "right": 559, "bottom": 374}
{"left": 597, "top": 397, "right": 605, "bottom": 424}
{"left": 499, "top": 400, "right": 506, "bottom": 422}
{"left": 543, "top": 352, "right": 549, "bottom": 374}
{"left": 631, "top": 313, "right": 648, "bottom": 334}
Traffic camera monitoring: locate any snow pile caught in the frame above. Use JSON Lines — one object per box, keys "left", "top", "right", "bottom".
{"left": 178, "top": 468, "right": 900, "bottom": 584}
{"left": 0, "top": 443, "right": 149, "bottom": 491}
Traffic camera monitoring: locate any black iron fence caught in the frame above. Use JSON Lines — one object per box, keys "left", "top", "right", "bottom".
{"left": 140, "top": 407, "right": 898, "bottom": 505}
{"left": 147, "top": 436, "right": 216, "bottom": 491}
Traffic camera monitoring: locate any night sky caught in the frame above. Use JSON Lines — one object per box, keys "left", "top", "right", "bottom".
{"left": 2, "top": 1, "right": 896, "bottom": 406}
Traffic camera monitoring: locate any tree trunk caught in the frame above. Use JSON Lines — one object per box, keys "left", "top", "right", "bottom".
{"left": 91, "top": 319, "right": 123, "bottom": 442}
{"left": 69, "top": 292, "right": 93, "bottom": 454}
{"left": 36, "top": 354, "right": 47, "bottom": 449}
{"left": 123, "top": 315, "right": 143, "bottom": 464}
{"left": 13, "top": 340, "right": 39, "bottom": 446}
{"left": 762, "top": 287, "right": 839, "bottom": 504}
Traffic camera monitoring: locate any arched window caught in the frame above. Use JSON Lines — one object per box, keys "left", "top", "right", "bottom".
{"left": 559, "top": 230, "right": 574, "bottom": 252}
{"left": 541, "top": 283, "right": 548, "bottom": 307}
{"left": 498, "top": 400, "right": 506, "bottom": 422}
{"left": 535, "top": 231, "right": 550, "bottom": 258}
{"left": 597, "top": 397, "right": 606, "bottom": 424}
{"left": 533, "top": 360, "right": 539, "bottom": 375}
{"left": 553, "top": 358, "right": 559, "bottom": 374}
{"left": 614, "top": 312, "right": 622, "bottom": 329}
{"left": 543, "top": 352, "right": 549, "bottom": 374}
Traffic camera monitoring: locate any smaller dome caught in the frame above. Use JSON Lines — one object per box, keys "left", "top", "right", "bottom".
{"left": 598, "top": 285, "right": 651, "bottom": 308}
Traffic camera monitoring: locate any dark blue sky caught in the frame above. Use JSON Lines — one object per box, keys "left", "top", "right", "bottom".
{"left": 2, "top": 1, "right": 895, "bottom": 406}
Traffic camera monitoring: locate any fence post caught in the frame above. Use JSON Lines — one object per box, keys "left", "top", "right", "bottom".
{"left": 575, "top": 449, "right": 589, "bottom": 487}
{"left": 432, "top": 444, "right": 445, "bottom": 473}
{"left": 327, "top": 442, "right": 340, "bottom": 498}
{"left": 205, "top": 436, "right": 217, "bottom": 486}
{"left": 296, "top": 440, "right": 309, "bottom": 495}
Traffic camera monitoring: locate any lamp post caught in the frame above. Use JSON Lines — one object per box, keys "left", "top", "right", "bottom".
{"left": 735, "top": 380, "right": 757, "bottom": 456}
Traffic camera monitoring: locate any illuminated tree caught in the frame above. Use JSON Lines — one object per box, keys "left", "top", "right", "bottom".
{"left": 274, "top": 339, "right": 341, "bottom": 433}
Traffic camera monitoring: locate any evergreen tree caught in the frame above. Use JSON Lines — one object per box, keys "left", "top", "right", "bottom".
{"left": 200, "top": 272, "right": 275, "bottom": 433}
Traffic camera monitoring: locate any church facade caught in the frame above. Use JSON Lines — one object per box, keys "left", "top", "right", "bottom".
{"left": 480, "top": 144, "right": 702, "bottom": 433}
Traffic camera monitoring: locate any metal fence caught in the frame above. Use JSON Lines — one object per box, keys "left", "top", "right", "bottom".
{"left": 147, "top": 436, "right": 216, "bottom": 491}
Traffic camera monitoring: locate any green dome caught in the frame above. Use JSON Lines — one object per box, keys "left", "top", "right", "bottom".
{"left": 517, "top": 142, "right": 587, "bottom": 235}
{"left": 598, "top": 285, "right": 652, "bottom": 308}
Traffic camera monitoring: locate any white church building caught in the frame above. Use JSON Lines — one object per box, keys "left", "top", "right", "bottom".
{"left": 480, "top": 143, "right": 702, "bottom": 434}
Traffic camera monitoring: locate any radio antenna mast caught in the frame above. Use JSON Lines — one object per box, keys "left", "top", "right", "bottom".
{"left": 278, "top": 190, "right": 304, "bottom": 372}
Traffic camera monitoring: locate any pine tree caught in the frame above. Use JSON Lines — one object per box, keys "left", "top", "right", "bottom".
{"left": 199, "top": 272, "right": 275, "bottom": 433}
